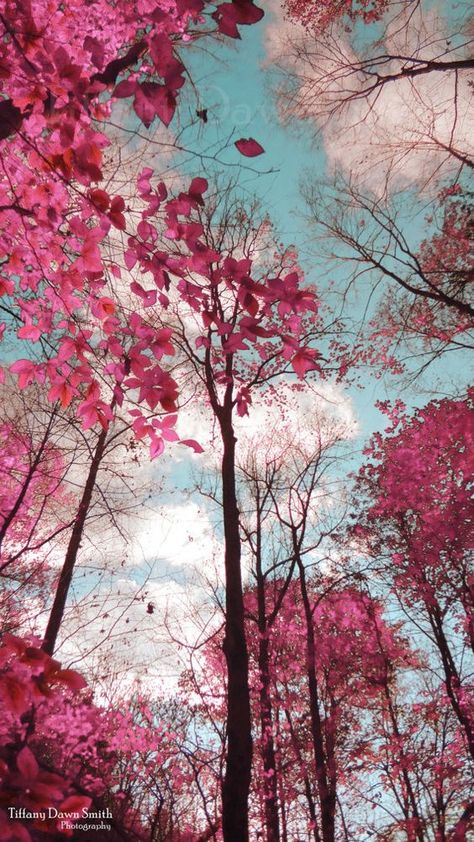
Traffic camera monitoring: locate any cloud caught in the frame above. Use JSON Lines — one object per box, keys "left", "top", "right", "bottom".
{"left": 262, "top": 0, "right": 474, "bottom": 195}
{"left": 115, "top": 500, "right": 223, "bottom": 571}
{"left": 174, "top": 377, "right": 358, "bottom": 467}
{"left": 47, "top": 500, "right": 224, "bottom": 687}
{"left": 262, "top": 0, "right": 299, "bottom": 67}
{"left": 55, "top": 573, "right": 220, "bottom": 695}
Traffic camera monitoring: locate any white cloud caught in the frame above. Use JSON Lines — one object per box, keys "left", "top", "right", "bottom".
{"left": 118, "top": 500, "right": 223, "bottom": 571}
{"left": 263, "top": 0, "right": 474, "bottom": 195}
{"left": 174, "top": 377, "right": 357, "bottom": 468}
{"left": 53, "top": 569, "right": 221, "bottom": 695}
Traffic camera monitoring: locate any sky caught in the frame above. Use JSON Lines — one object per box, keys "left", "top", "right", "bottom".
{"left": 45, "top": 0, "right": 473, "bottom": 691}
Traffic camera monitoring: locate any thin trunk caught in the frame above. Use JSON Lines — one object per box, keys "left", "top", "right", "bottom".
{"left": 283, "top": 707, "right": 321, "bottom": 842}
{"left": 42, "top": 426, "right": 108, "bottom": 656}
{"left": 369, "top": 609, "right": 425, "bottom": 842}
{"left": 255, "top": 495, "right": 280, "bottom": 842}
{"left": 258, "top": 629, "right": 280, "bottom": 842}
{"left": 0, "top": 408, "right": 56, "bottom": 561}
{"left": 296, "top": 555, "right": 336, "bottom": 842}
{"left": 381, "top": 672, "right": 425, "bottom": 842}
{"left": 430, "top": 609, "right": 474, "bottom": 760}
{"left": 219, "top": 411, "right": 252, "bottom": 842}
{"left": 277, "top": 765, "right": 289, "bottom": 842}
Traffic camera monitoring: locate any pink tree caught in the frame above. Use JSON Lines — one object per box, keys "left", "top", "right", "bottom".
{"left": 0, "top": 631, "right": 199, "bottom": 841}
{"left": 0, "top": 0, "right": 268, "bottom": 627}
{"left": 0, "top": 0, "right": 267, "bottom": 667}
{"left": 0, "top": 633, "right": 93, "bottom": 841}
{"left": 125, "top": 185, "right": 326, "bottom": 841}
{"left": 0, "top": 5, "right": 268, "bottom": 840}
{"left": 352, "top": 395, "right": 474, "bottom": 765}
{"left": 188, "top": 575, "right": 416, "bottom": 841}
{"left": 0, "top": 0, "right": 264, "bottom": 443}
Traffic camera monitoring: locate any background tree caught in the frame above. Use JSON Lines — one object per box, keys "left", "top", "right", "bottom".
{"left": 349, "top": 395, "right": 474, "bottom": 836}
{"left": 275, "top": 1, "right": 473, "bottom": 191}
{"left": 351, "top": 396, "right": 474, "bottom": 757}
{"left": 302, "top": 180, "right": 474, "bottom": 376}
{"left": 267, "top": 0, "right": 473, "bottom": 378}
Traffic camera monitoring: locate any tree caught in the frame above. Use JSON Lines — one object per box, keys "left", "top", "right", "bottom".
{"left": 233, "top": 394, "right": 473, "bottom": 841}
{"left": 0, "top": 632, "right": 198, "bottom": 842}
{"left": 0, "top": 403, "right": 68, "bottom": 609}
{"left": 235, "top": 404, "right": 351, "bottom": 842}
{"left": 351, "top": 396, "right": 474, "bottom": 769}
{"left": 266, "top": 0, "right": 473, "bottom": 381}
{"left": 302, "top": 180, "right": 474, "bottom": 375}
{"left": 274, "top": 1, "right": 473, "bottom": 192}
{"left": 125, "top": 182, "right": 329, "bottom": 840}
{"left": 0, "top": 633, "right": 93, "bottom": 840}
{"left": 0, "top": 0, "right": 266, "bottom": 665}
{"left": 0, "top": 0, "right": 264, "bottom": 436}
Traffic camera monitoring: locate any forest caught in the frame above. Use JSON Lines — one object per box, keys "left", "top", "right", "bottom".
{"left": 0, "top": 0, "right": 472, "bottom": 840}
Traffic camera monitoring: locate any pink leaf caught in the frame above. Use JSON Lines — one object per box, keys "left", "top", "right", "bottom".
{"left": 17, "top": 747, "right": 39, "bottom": 780}
{"left": 291, "top": 349, "right": 320, "bottom": 378}
{"left": 17, "top": 324, "right": 42, "bottom": 342}
{"left": 150, "top": 436, "right": 165, "bottom": 459}
{"left": 138, "top": 167, "right": 154, "bottom": 196}
{"left": 81, "top": 239, "right": 103, "bottom": 272}
{"left": 59, "top": 796, "right": 92, "bottom": 815}
{"left": 113, "top": 79, "right": 136, "bottom": 98}
{"left": 89, "top": 188, "right": 110, "bottom": 211}
{"left": 1, "top": 676, "right": 29, "bottom": 715}
{"left": 235, "top": 137, "right": 265, "bottom": 157}
{"left": 10, "top": 359, "right": 37, "bottom": 389}
{"left": 109, "top": 196, "right": 126, "bottom": 230}
{"left": 131, "top": 281, "right": 157, "bottom": 307}
{"left": 213, "top": 2, "right": 264, "bottom": 38}
{"left": 134, "top": 82, "right": 176, "bottom": 128}
{"left": 124, "top": 249, "right": 137, "bottom": 270}
{"left": 179, "top": 439, "right": 205, "bottom": 454}
{"left": 51, "top": 668, "right": 87, "bottom": 691}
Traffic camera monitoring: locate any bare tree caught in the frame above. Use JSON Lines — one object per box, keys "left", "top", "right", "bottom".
{"left": 270, "top": 1, "right": 473, "bottom": 195}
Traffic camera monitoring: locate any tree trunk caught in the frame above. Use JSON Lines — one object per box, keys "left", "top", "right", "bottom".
{"left": 380, "top": 667, "right": 425, "bottom": 842}
{"left": 42, "top": 426, "right": 108, "bottom": 656}
{"left": 255, "top": 501, "right": 280, "bottom": 842}
{"left": 258, "top": 628, "right": 280, "bottom": 842}
{"left": 296, "top": 556, "right": 336, "bottom": 842}
{"left": 284, "top": 707, "right": 321, "bottom": 842}
{"left": 430, "top": 608, "right": 474, "bottom": 761}
{"left": 0, "top": 407, "right": 56, "bottom": 560}
{"left": 219, "top": 413, "right": 253, "bottom": 842}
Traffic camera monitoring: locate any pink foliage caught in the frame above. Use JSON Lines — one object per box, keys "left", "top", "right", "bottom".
{"left": 284, "top": 0, "right": 388, "bottom": 31}
{"left": 0, "top": 0, "right": 264, "bottom": 455}
{"left": 0, "top": 634, "right": 188, "bottom": 840}
{"left": 127, "top": 173, "right": 322, "bottom": 422}
{"left": 0, "top": 634, "right": 91, "bottom": 840}
{"left": 353, "top": 395, "right": 474, "bottom": 762}
{"left": 356, "top": 395, "right": 474, "bottom": 620}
